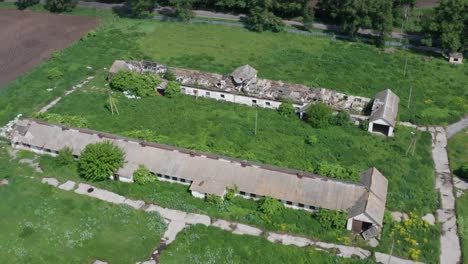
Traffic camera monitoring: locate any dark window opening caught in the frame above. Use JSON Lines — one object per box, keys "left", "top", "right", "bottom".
{"left": 298, "top": 203, "right": 304, "bottom": 208}
{"left": 286, "top": 201, "right": 292, "bottom": 205}
{"left": 220, "top": 94, "right": 225, "bottom": 98}
{"left": 372, "top": 123, "right": 390, "bottom": 136}
{"left": 250, "top": 193, "right": 257, "bottom": 198}
{"left": 266, "top": 102, "right": 271, "bottom": 106}
{"left": 181, "top": 179, "right": 186, "bottom": 183}
{"left": 172, "top": 177, "right": 178, "bottom": 181}
{"left": 240, "top": 191, "right": 246, "bottom": 195}
{"left": 206, "top": 91, "right": 210, "bottom": 96}
{"left": 252, "top": 100, "right": 257, "bottom": 104}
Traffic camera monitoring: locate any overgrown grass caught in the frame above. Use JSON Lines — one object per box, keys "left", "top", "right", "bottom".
{"left": 0, "top": 3, "right": 466, "bottom": 126}
{"left": 457, "top": 193, "right": 468, "bottom": 263}
{"left": 159, "top": 225, "right": 374, "bottom": 264}
{"left": 0, "top": 142, "right": 166, "bottom": 264}
{"left": 46, "top": 86, "right": 436, "bottom": 215}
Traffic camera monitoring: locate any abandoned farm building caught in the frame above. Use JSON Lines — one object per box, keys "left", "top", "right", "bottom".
{"left": 449, "top": 52, "right": 463, "bottom": 65}
{"left": 108, "top": 60, "right": 371, "bottom": 115}
{"left": 368, "top": 89, "right": 399, "bottom": 137}
{"left": 11, "top": 119, "right": 389, "bottom": 238}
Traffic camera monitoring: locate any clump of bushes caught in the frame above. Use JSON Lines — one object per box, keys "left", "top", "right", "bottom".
{"left": 455, "top": 164, "right": 468, "bottom": 179}
{"left": 126, "top": 0, "right": 156, "bottom": 18}
{"left": 245, "top": 7, "right": 284, "bottom": 32}
{"left": 45, "top": 0, "right": 78, "bottom": 12}
{"left": 315, "top": 161, "right": 359, "bottom": 181}
{"left": 277, "top": 102, "right": 295, "bottom": 117}
{"left": 133, "top": 165, "right": 156, "bottom": 185}
{"left": 163, "top": 70, "right": 177, "bottom": 81}
{"left": 57, "top": 147, "right": 74, "bottom": 165}
{"left": 225, "top": 185, "right": 238, "bottom": 201}
{"left": 35, "top": 113, "right": 88, "bottom": 128}
{"left": 314, "top": 208, "right": 346, "bottom": 230}
{"left": 206, "top": 194, "right": 224, "bottom": 205}
{"left": 16, "top": 0, "right": 39, "bottom": 10}
{"left": 110, "top": 70, "right": 161, "bottom": 97}
{"left": 79, "top": 142, "right": 124, "bottom": 181}
{"left": 305, "top": 103, "right": 351, "bottom": 128}
{"left": 164, "top": 81, "right": 182, "bottom": 98}
{"left": 258, "top": 196, "right": 284, "bottom": 216}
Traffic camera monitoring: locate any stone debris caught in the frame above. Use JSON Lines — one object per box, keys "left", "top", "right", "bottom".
{"left": 422, "top": 213, "right": 435, "bottom": 225}
{"left": 391, "top": 211, "right": 409, "bottom": 222}
{"left": 18, "top": 158, "right": 43, "bottom": 173}
{"left": 0, "top": 114, "right": 22, "bottom": 139}
{"left": 58, "top": 180, "right": 76, "bottom": 191}
{"left": 232, "top": 223, "right": 262, "bottom": 236}
{"left": 0, "top": 179, "right": 9, "bottom": 186}
{"left": 41, "top": 177, "right": 59, "bottom": 187}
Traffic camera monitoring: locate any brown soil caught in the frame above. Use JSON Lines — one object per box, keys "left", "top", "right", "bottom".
{"left": 0, "top": 9, "right": 99, "bottom": 88}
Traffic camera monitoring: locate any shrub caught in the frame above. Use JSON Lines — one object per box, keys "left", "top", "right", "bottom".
{"left": 164, "top": 81, "right": 181, "bottom": 98}
{"left": 225, "top": 185, "right": 238, "bottom": 201}
{"left": 170, "top": 0, "right": 194, "bottom": 22}
{"left": 455, "top": 164, "right": 468, "bottom": 179}
{"left": 258, "top": 196, "right": 284, "bottom": 216}
{"left": 314, "top": 209, "right": 346, "bottom": 230}
{"left": 304, "top": 134, "right": 318, "bottom": 145}
{"left": 126, "top": 0, "right": 156, "bottom": 18}
{"left": 16, "top": 0, "right": 39, "bottom": 10}
{"left": 163, "top": 70, "right": 177, "bottom": 81}
{"left": 334, "top": 111, "right": 350, "bottom": 126}
{"left": 79, "top": 142, "right": 125, "bottom": 181}
{"left": 245, "top": 7, "right": 285, "bottom": 32}
{"left": 57, "top": 147, "right": 74, "bottom": 165}
{"left": 35, "top": 113, "right": 88, "bottom": 128}
{"left": 47, "top": 68, "right": 63, "bottom": 82}
{"left": 45, "top": 0, "right": 77, "bottom": 12}
{"left": 315, "top": 161, "right": 359, "bottom": 181}
{"left": 277, "top": 102, "right": 295, "bottom": 117}
{"left": 133, "top": 165, "right": 156, "bottom": 185}
{"left": 305, "top": 103, "right": 334, "bottom": 128}
{"left": 110, "top": 70, "right": 160, "bottom": 97}
{"left": 206, "top": 194, "right": 223, "bottom": 205}
{"left": 360, "top": 120, "right": 369, "bottom": 131}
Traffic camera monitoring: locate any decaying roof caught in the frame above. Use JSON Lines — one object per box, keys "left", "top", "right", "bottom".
{"left": 11, "top": 119, "right": 387, "bottom": 219}
{"left": 107, "top": 60, "right": 371, "bottom": 112}
{"left": 348, "top": 167, "right": 388, "bottom": 227}
{"left": 449, "top": 52, "right": 463, "bottom": 59}
{"left": 369, "top": 89, "right": 399, "bottom": 127}
{"left": 230, "top": 64, "right": 257, "bottom": 85}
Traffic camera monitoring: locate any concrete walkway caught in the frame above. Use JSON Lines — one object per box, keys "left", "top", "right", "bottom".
{"left": 446, "top": 116, "right": 468, "bottom": 139}
{"left": 38, "top": 177, "right": 426, "bottom": 263}
{"left": 429, "top": 127, "right": 461, "bottom": 264}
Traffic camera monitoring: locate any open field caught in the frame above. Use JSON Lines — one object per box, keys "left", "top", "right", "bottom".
{"left": 0, "top": 4, "right": 466, "bottom": 126}
{"left": 159, "top": 225, "right": 371, "bottom": 264}
{"left": 0, "top": 142, "right": 165, "bottom": 264}
{"left": 0, "top": 9, "right": 98, "bottom": 88}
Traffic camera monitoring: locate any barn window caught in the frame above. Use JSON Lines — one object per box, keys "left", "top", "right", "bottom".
{"left": 286, "top": 201, "right": 292, "bottom": 205}
{"left": 172, "top": 177, "right": 178, "bottom": 181}
{"left": 298, "top": 203, "right": 304, "bottom": 208}
{"left": 252, "top": 100, "right": 257, "bottom": 104}
{"left": 205, "top": 91, "right": 210, "bottom": 96}
{"left": 181, "top": 178, "right": 186, "bottom": 183}
{"left": 250, "top": 193, "right": 257, "bottom": 198}
{"left": 266, "top": 102, "right": 271, "bottom": 106}
{"left": 240, "top": 191, "right": 246, "bottom": 195}
{"left": 220, "top": 94, "right": 225, "bottom": 98}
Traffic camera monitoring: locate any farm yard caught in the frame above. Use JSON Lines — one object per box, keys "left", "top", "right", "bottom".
{"left": 0, "top": 9, "right": 98, "bottom": 88}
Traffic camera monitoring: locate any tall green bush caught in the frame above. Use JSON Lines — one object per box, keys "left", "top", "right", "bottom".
{"left": 79, "top": 142, "right": 125, "bottom": 181}
{"left": 16, "top": 0, "right": 39, "bottom": 10}
{"left": 277, "top": 102, "right": 295, "bottom": 117}
{"left": 258, "top": 196, "right": 284, "bottom": 216}
{"left": 111, "top": 70, "right": 160, "bottom": 97}
{"left": 133, "top": 165, "right": 156, "bottom": 184}
{"left": 314, "top": 209, "right": 346, "bottom": 230}
{"left": 305, "top": 103, "right": 334, "bottom": 128}
{"left": 164, "top": 81, "right": 181, "bottom": 98}
{"left": 57, "top": 147, "right": 74, "bottom": 165}
{"left": 126, "top": 0, "right": 157, "bottom": 18}
{"left": 45, "top": 0, "right": 77, "bottom": 12}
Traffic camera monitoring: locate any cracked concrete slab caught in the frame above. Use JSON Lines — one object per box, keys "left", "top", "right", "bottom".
{"left": 75, "top": 183, "right": 126, "bottom": 204}
{"left": 58, "top": 180, "right": 76, "bottom": 191}
{"left": 313, "top": 241, "right": 371, "bottom": 259}
{"left": 163, "top": 221, "right": 186, "bottom": 244}
{"left": 41, "top": 177, "right": 59, "bottom": 187}
{"left": 184, "top": 213, "right": 211, "bottom": 226}
{"left": 232, "top": 223, "right": 262, "bottom": 236}
{"left": 212, "top": 219, "right": 233, "bottom": 231}
{"left": 124, "top": 198, "right": 146, "bottom": 209}
{"left": 375, "top": 252, "right": 424, "bottom": 264}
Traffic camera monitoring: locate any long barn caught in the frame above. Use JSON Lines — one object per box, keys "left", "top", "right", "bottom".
{"left": 10, "top": 118, "right": 388, "bottom": 239}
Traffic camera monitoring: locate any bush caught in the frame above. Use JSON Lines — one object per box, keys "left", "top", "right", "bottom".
{"left": 163, "top": 70, "right": 177, "bottom": 81}
{"left": 314, "top": 209, "right": 346, "bottom": 230}
{"left": 164, "top": 81, "right": 181, "bottom": 98}
{"left": 277, "top": 102, "right": 295, "bottom": 117}
{"left": 360, "top": 120, "right": 369, "bottom": 131}
{"left": 258, "top": 196, "right": 284, "bottom": 216}
{"left": 455, "top": 164, "right": 468, "bottom": 179}
{"left": 47, "top": 68, "right": 63, "bottom": 82}
{"left": 206, "top": 194, "right": 223, "bottom": 205}
{"left": 133, "top": 165, "right": 156, "bottom": 185}
{"left": 35, "top": 113, "right": 88, "bottom": 128}
{"left": 315, "top": 161, "right": 359, "bottom": 181}
{"left": 126, "top": 0, "right": 156, "bottom": 18}
{"left": 334, "top": 111, "right": 350, "bottom": 126}
{"left": 110, "top": 70, "right": 160, "bottom": 97}
{"left": 79, "top": 142, "right": 125, "bottom": 181}
{"left": 45, "top": 0, "right": 77, "bottom": 12}
{"left": 16, "top": 0, "right": 39, "bottom": 10}
{"left": 170, "top": 0, "right": 194, "bottom": 22}
{"left": 57, "top": 147, "right": 74, "bottom": 165}
{"left": 305, "top": 103, "right": 334, "bottom": 128}
{"left": 245, "top": 7, "right": 285, "bottom": 32}
{"left": 225, "top": 185, "right": 238, "bottom": 201}
{"left": 304, "top": 134, "right": 318, "bottom": 145}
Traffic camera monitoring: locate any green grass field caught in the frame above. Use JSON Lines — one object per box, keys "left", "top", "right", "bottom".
{"left": 0, "top": 142, "right": 166, "bottom": 264}
{"left": 159, "top": 225, "right": 374, "bottom": 264}
{"left": 0, "top": 4, "right": 466, "bottom": 126}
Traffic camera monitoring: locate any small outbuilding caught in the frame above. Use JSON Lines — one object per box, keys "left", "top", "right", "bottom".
{"left": 368, "top": 89, "right": 399, "bottom": 137}
{"left": 449, "top": 53, "right": 463, "bottom": 64}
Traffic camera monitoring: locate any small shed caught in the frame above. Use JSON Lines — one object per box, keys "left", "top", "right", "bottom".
{"left": 368, "top": 89, "right": 399, "bottom": 137}
{"left": 449, "top": 53, "right": 463, "bottom": 64}
{"left": 346, "top": 167, "right": 388, "bottom": 239}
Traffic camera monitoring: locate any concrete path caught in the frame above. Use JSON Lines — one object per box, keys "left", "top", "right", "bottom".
{"left": 38, "top": 76, "right": 94, "bottom": 114}
{"left": 40, "top": 177, "right": 423, "bottom": 263}
{"left": 446, "top": 117, "right": 468, "bottom": 139}
{"left": 429, "top": 127, "right": 461, "bottom": 264}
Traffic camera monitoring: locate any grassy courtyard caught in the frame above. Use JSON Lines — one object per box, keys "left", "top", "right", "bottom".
{"left": 0, "top": 142, "right": 166, "bottom": 264}
{"left": 0, "top": 4, "right": 466, "bottom": 126}
{"left": 159, "top": 225, "right": 373, "bottom": 264}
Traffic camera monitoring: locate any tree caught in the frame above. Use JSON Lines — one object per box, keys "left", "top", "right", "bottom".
{"left": 244, "top": 0, "right": 284, "bottom": 32}
{"left": 126, "top": 0, "right": 156, "bottom": 18}
{"left": 79, "top": 142, "right": 125, "bottom": 181}
{"left": 170, "top": 0, "right": 195, "bottom": 22}
{"left": 305, "top": 102, "right": 334, "bottom": 128}
{"left": 302, "top": 1, "right": 314, "bottom": 31}
{"left": 164, "top": 81, "right": 181, "bottom": 98}
{"left": 110, "top": 70, "right": 160, "bottom": 97}
{"left": 56, "top": 147, "right": 74, "bottom": 165}
{"left": 314, "top": 208, "right": 346, "bottom": 230}
{"left": 45, "top": 0, "right": 77, "bottom": 12}
{"left": 334, "top": 111, "right": 350, "bottom": 126}
{"left": 428, "top": 0, "right": 467, "bottom": 52}
{"left": 133, "top": 165, "right": 156, "bottom": 184}
{"left": 258, "top": 196, "right": 284, "bottom": 216}
{"left": 277, "top": 101, "right": 295, "bottom": 117}
{"left": 16, "top": 0, "right": 39, "bottom": 10}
